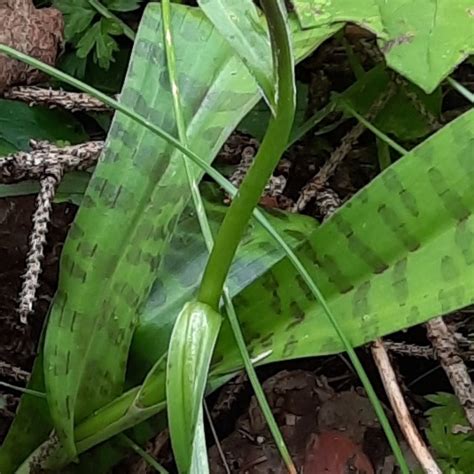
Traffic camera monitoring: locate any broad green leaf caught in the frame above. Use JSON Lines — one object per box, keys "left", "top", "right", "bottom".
{"left": 291, "top": 0, "right": 474, "bottom": 92}
{"left": 21, "top": 111, "right": 474, "bottom": 472}
{"left": 134, "top": 110, "right": 474, "bottom": 377}
{"left": 0, "top": 100, "right": 87, "bottom": 154}
{"left": 0, "top": 172, "right": 90, "bottom": 204}
{"left": 39, "top": 1, "right": 334, "bottom": 461}
{"left": 340, "top": 65, "right": 442, "bottom": 140}
{"left": 198, "top": 0, "right": 275, "bottom": 111}
{"left": 213, "top": 110, "right": 474, "bottom": 374}
{"left": 166, "top": 302, "right": 221, "bottom": 473}
{"left": 130, "top": 186, "right": 317, "bottom": 382}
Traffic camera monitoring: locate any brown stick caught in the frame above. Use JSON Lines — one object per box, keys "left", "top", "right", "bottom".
{"left": 294, "top": 85, "right": 396, "bottom": 212}
{"left": 371, "top": 339, "right": 442, "bottom": 474}
{"left": 426, "top": 317, "right": 474, "bottom": 428}
{"left": 18, "top": 165, "right": 63, "bottom": 323}
{"left": 0, "top": 140, "right": 103, "bottom": 183}
{"left": 4, "top": 86, "right": 113, "bottom": 112}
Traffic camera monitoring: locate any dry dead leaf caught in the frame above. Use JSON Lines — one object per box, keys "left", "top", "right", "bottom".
{"left": 0, "top": 0, "right": 64, "bottom": 92}
{"left": 303, "top": 431, "right": 374, "bottom": 474}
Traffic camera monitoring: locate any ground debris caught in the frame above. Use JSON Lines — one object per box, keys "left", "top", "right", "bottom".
{"left": 208, "top": 370, "right": 404, "bottom": 473}
{"left": 0, "top": 0, "right": 64, "bottom": 92}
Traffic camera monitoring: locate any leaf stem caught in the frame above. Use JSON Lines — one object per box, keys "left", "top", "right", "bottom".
{"left": 161, "top": 2, "right": 296, "bottom": 471}
{"left": 197, "top": 0, "right": 296, "bottom": 310}
{"left": 447, "top": 77, "right": 474, "bottom": 104}
{"left": 118, "top": 434, "right": 169, "bottom": 474}
{"left": 339, "top": 98, "right": 408, "bottom": 155}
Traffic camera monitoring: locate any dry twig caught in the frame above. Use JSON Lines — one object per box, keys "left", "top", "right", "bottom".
{"left": 0, "top": 360, "right": 29, "bottom": 382}
{"left": 294, "top": 86, "right": 395, "bottom": 212}
{"left": 18, "top": 164, "right": 63, "bottom": 323}
{"left": 385, "top": 340, "right": 474, "bottom": 362}
{"left": 372, "top": 339, "right": 442, "bottom": 474}
{"left": 0, "top": 140, "right": 103, "bottom": 183}
{"left": 426, "top": 317, "right": 474, "bottom": 428}
{"left": 4, "top": 86, "right": 113, "bottom": 112}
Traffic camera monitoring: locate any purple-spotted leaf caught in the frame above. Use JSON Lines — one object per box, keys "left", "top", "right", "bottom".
{"left": 0, "top": 2, "right": 335, "bottom": 468}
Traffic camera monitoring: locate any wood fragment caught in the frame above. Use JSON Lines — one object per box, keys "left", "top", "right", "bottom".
{"left": 294, "top": 86, "right": 395, "bottom": 212}
{"left": 426, "top": 317, "right": 474, "bottom": 428}
{"left": 18, "top": 165, "right": 63, "bottom": 323}
{"left": 4, "top": 86, "right": 113, "bottom": 112}
{"left": 0, "top": 140, "right": 103, "bottom": 183}
{"left": 371, "top": 339, "right": 442, "bottom": 474}
{"left": 0, "top": 0, "right": 63, "bottom": 91}
{"left": 0, "top": 360, "right": 29, "bottom": 382}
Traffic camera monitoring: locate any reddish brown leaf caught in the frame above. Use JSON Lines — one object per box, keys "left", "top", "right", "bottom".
{"left": 303, "top": 431, "right": 374, "bottom": 474}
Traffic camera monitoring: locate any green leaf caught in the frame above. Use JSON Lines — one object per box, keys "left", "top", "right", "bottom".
{"left": 105, "top": 0, "right": 142, "bottom": 12}
{"left": 166, "top": 302, "right": 221, "bottom": 473}
{"left": 134, "top": 110, "right": 474, "bottom": 377}
{"left": 198, "top": 0, "right": 275, "bottom": 112}
{"left": 40, "top": 1, "right": 281, "bottom": 459}
{"left": 76, "top": 19, "right": 120, "bottom": 68}
{"left": 54, "top": 0, "right": 96, "bottom": 39}
{"left": 1, "top": 3, "right": 337, "bottom": 468}
{"left": 425, "top": 392, "right": 474, "bottom": 472}
{"left": 291, "top": 0, "right": 474, "bottom": 92}
{"left": 76, "top": 22, "right": 102, "bottom": 58}
{"left": 0, "top": 100, "right": 87, "bottom": 153}
{"left": 340, "top": 65, "right": 442, "bottom": 140}
{"left": 23, "top": 111, "right": 474, "bottom": 471}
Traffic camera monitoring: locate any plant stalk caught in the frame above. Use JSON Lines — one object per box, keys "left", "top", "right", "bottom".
{"left": 161, "top": 2, "right": 296, "bottom": 471}
{"left": 197, "top": 0, "right": 296, "bottom": 310}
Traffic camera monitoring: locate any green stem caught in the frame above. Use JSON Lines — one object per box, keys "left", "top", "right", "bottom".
{"left": 286, "top": 101, "right": 336, "bottom": 149}
{"left": 340, "top": 98, "right": 408, "bottom": 155}
{"left": 162, "top": 2, "right": 296, "bottom": 471}
{"left": 447, "top": 77, "right": 474, "bottom": 104}
{"left": 119, "top": 435, "right": 169, "bottom": 474}
{"left": 88, "top": 0, "right": 136, "bottom": 41}
{"left": 197, "top": 0, "right": 296, "bottom": 310}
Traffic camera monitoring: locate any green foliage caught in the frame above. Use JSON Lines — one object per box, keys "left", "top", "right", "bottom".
{"left": 291, "top": 0, "right": 474, "bottom": 92}
{"left": 197, "top": 0, "right": 274, "bottom": 111}
{"left": 0, "top": 0, "right": 473, "bottom": 472}
{"left": 0, "top": 100, "right": 86, "bottom": 154}
{"left": 133, "top": 110, "right": 474, "bottom": 374}
{"left": 54, "top": 0, "right": 140, "bottom": 71}
{"left": 341, "top": 65, "right": 442, "bottom": 140}
{"left": 166, "top": 302, "right": 221, "bottom": 473}
{"left": 425, "top": 393, "right": 474, "bottom": 473}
